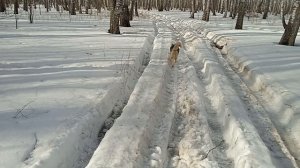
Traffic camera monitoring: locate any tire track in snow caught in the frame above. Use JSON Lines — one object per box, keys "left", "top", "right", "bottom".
{"left": 206, "top": 40, "right": 299, "bottom": 168}
{"left": 162, "top": 16, "right": 280, "bottom": 167}
{"left": 75, "top": 24, "right": 157, "bottom": 168}
{"left": 85, "top": 23, "right": 175, "bottom": 168}
{"left": 165, "top": 50, "right": 231, "bottom": 168}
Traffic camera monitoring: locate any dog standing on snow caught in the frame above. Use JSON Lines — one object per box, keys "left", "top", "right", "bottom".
{"left": 168, "top": 41, "right": 182, "bottom": 68}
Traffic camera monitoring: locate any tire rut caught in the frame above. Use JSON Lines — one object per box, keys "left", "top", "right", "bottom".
{"left": 204, "top": 38, "right": 298, "bottom": 168}
{"left": 165, "top": 44, "right": 232, "bottom": 168}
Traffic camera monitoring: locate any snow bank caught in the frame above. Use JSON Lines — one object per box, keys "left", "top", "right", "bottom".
{"left": 86, "top": 25, "right": 173, "bottom": 168}
{"left": 153, "top": 11, "right": 300, "bottom": 165}
{"left": 201, "top": 24, "right": 300, "bottom": 165}
{"left": 181, "top": 32, "right": 276, "bottom": 168}
{"left": 0, "top": 11, "right": 155, "bottom": 168}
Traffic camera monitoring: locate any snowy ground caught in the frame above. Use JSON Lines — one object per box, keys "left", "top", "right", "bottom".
{"left": 1, "top": 8, "right": 300, "bottom": 168}
{"left": 0, "top": 9, "right": 154, "bottom": 168}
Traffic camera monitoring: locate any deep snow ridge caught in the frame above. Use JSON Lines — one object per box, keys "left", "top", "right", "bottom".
{"left": 85, "top": 24, "right": 173, "bottom": 168}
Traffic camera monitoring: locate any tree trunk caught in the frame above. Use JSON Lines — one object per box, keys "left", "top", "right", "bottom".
{"left": 134, "top": 0, "right": 138, "bottom": 16}
{"left": 211, "top": 0, "right": 216, "bottom": 15}
{"left": 24, "top": 0, "right": 28, "bottom": 11}
{"left": 235, "top": 0, "right": 246, "bottom": 29}
{"left": 129, "top": 0, "right": 134, "bottom": 20}
{"left": 108, "top": 0, "right": 121, "bottom": 34}
{"left": 257, "top": 0, "right": 263, "bottom": 13}
{"left": 158, "top": 0, "right": 164, "bottom": 11}
{"left": 120, "top": 2, "right": 131, "bottom": 27}
{"left": 190, "top": 0, "right": 196, "bottom": 18}
{"left": 29, "top": 0, "right": 34, "bottom": 23}
{"left": 263, "top": 0, "right": 271, "bottom": 19}
{"left": 202, "top": 0, "right": 210, "bottom": 21}
{"left": 223, "top": 0, "right": 228, "bottom": 17}
{"left": 70, "top": 0, "right": 76, "bottom": 15}
{"left": 0, "top": 0, "right": 5, "bottom": 12}
{"left": 14, "top": 0, "right": 18, "bottom": 14}
{"left": 279, "top": 0, "right": 300, "bottom": 46}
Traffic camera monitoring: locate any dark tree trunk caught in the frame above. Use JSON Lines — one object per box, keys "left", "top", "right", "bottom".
{"left": 257, "top": 0, "right": 263, "bottom": 13}
{"left": 108, "top": 0, "right": 121, "bottom": 34}
{"left": 158, "top": 0, "right": 164, "bottom": 11}
{"left": 45, "top": 0, "right": 49, "bottom": 12}
{"left": 211, "top": 0, "right": 216, "bottom": 16}
{"left": 190, "top": 0, "right": 196, "bottom": 18}
{"left": 29, "top": 0, "right": 34, "bottom": 23}
{"left": 24, "top": 0, "right": 28, "bottom": 11}
{"left": 263, "top": 0, "right": 271, "bottom": 19}
{"left": 202, "top": 0, "right": 210, "bottom": 21}
{"left": 120, "top": 4, "right": 131, "bottom": 27}
{"left": 70, "top": 0, "right": 76, "bottom": 15}
{"left": 14, "top": 0, "right": 18, "bottom": 14}
{"left": 134, "top": 0, "right": 138, "bottom": 16}
{"left": 0, "top": 0, "right": 5, "bottom": 12}
{"left": 129, "top": 0, "right": 134, "bottom": 20}
{"left": 235, "top": 0, "right": 246, "bottom": 29}
{"left": 64, "top": 0, "right": 69, "bottom": 11}
{"left": 279, "top": 0, "right": 300, "bottom": 46}
{"left": 85, "top": 0, "right": 90, "bottom": 14}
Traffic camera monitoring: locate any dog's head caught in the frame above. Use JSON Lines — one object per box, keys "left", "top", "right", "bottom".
{"left": 170, "top": 41, "right": 181, "bottom": 52}
{"left": 175, "top": 41, "right": 182, "bottom": 48}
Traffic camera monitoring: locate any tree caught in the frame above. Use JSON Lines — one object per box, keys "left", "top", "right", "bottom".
{"left": 70, "top": 0, "right": 76, "bottom": 15}
{"left": 29, "top": 0, "right": 34, "bottom": 23}
{"left": 120, "top": 0, "right": 131, "bottom": 27}
{"left": 202, "top": 0, "right": 210, "bottom": 21}
{"left": 0, "top": 0, "right": 5, "bottom": 12}
{"left": 190, "top": 0, "right": 196, "bottom": 18}
{"left": 108, "top": 0, "right": 121, "bottom": 34}
{"left": 14, "top": 0, "right": 18, "bottom": 14}
{"left": 279, "top": 0, "right": 300, "bottom": 46}
{"left": 263, "top": 0, "right": 271, "bottom": 19}
{"left": 235, "top": 0, "right": 246, "bottom": 29}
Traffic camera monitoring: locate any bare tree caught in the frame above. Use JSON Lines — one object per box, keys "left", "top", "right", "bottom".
{"left": 223, "top": 0, "right": 228, "bottom": 17}
{"left": 120, "top": 0, "right": 131, "bottom": 27}
{"left": 29, "top": 0, "right": 34, "bottom": 23}
{"left": 108, "top": 0, "right": 121, "bottom": 34}
{"left": 190, "top": 0, "right": 196, "bottom": 18}
{"left": 14, "top": 0, "right": 19, "bottom": 14}
{"left": 235, "top": 0, "right": 246, "bottom": 29}
{"left": 263, "top": 0, "right": 271, "bottom": 19}
{"left": 202, "top": 0, "right": 210, "bottom": 21}
{"left": 0, "top": 0, "right": 5, "bottom": 12}
{"left": 70, "top": 0, "right": 76, "bottom": 15}
{"left": 279, "top": 0, "right": 300, "bottom": 46}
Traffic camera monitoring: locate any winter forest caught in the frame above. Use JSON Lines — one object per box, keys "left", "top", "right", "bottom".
{"left": 0, "top": 0, "right": 300, "bottom": 168}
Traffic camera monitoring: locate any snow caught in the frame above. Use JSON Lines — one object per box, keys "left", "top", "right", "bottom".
{"left": 86, "top": 23, "right": 173, "bottom": 168}
{"left": 1, "top": 7, "right": 300, "bottom": 168}
{"left": 0, "top": 9, "right": 154, "bottom": 168}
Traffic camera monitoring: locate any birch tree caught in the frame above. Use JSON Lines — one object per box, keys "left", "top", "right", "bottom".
{"left": 120, "top": 0, "right": 131, "bottom": 27}
{"left": 202, "top": 0, "right": 210, "bottom": 21}
{"left": 279, "top": 0, "right": 300, "bottom": 46}
{"left": 235, "top": 0, "right": 246, "bottom": 29}
{"left": 0, "top": 0, "right": 5, "bottom": 12}
{"left": 263, "top": 0, "right": 271, "bottom": 19}
{"left": 108, "top": 0, "right": 121, "bottom": 34}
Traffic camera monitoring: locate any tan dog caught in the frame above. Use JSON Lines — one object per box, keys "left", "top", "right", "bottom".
{"left": 168, "top": 41, "right": 181, "bottom": 68}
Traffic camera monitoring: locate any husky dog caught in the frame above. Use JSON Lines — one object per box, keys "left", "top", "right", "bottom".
{"left": 168, "top": 41, "right": 182, "bottom": 68}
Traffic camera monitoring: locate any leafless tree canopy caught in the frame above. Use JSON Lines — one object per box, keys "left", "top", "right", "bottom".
{"left": 0, "top": 0, "right": 298, "bottom": 45}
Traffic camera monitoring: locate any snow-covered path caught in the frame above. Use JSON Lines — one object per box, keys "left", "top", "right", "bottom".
{"left": 1, "top": 10, "right": 299, "bottom": 168}
{"left": 86, "top": 14, "right": 298, "bottom": 168}
{"left": 83, "top": 15, "right": 297, "bottom": 168}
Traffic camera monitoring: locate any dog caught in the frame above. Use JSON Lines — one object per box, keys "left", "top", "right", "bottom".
{"left": 168, "top": 41, "right": 181, "bottom": 68}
